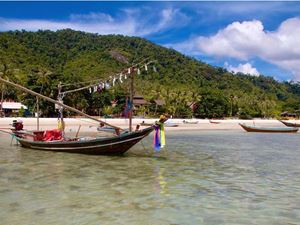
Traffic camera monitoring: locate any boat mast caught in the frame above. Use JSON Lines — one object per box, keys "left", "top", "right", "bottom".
{"left": 127, "top": 60, "right": 156, "bottom": 132}
{"left": 0, "top": 84, "right": 4, "bottom": 117}
{"left": 57, "top": 82, "right": 64, "bottom": 125}
{"left": 129, "top": 66, "right": 134, "bottom": 132}
{"left": 0, "top": 76, "right": 123, "bottom": 131}
{"left": 36, "top": 97, "right": 39, "bottom": 131}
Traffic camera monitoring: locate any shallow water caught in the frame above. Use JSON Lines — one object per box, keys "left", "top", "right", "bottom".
{"left": 0, "top": 130, "right": 300, "bottom": 225}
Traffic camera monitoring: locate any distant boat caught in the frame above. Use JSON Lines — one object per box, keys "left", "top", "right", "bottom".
{"left": 164, "top": 120, "right": 179, "bottom": 127}
{"left": 183, "top": 119, "right": 198, "bottom": 124}
{"left": 279, "top": 120, "right": 300, "bottom": 127}
{"left": 239, "top": 123, "right": 298, "bottom": 133}
{"left": 140, "top": 120, "right": 179, "bottom": 127}
{"left": 141, "top": 121, "right": 178, "bottom": 127}
{"left": 209, "top": 120, "right": 221, "bottom": 124}
{"left": 97, "top": 126, "right": 128, "bottom": 133}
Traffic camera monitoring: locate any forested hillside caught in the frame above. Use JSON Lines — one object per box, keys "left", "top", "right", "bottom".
{"left": 0, "top": 29, "right": 300, "bottom": 118}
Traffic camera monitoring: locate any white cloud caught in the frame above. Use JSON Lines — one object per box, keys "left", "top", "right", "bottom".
{"left": 0, "top": 17, "right": 137, "bottom": 35}
{"left": 157, "top": 8, "right": 190, "bottom": 32}
{"left": 173, "top": 17, "right": 300, "bottom": 80}
{"left": 69, "top": 12, "right": 114, "bottom": 22}
{"left": 197, "top": 20, "right": 266, "bottom": 60}
{"left": 0, "top": 8, "right": 189, "bottom": 37}
{"left": 225, "top": 62, "right": 259, "bottom": 76}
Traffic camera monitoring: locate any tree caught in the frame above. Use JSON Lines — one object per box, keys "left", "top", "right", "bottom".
{"left": 0, "top": 29, "right": 299, "bottom": 119}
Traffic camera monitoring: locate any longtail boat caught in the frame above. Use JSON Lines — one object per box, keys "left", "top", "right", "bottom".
{"left": 183, "top": 120, "right": 198, "bottom": 124}
{"left": 279, "top": 120, "right": 300, "bottom": 127}
{"left": 239, "top": 123, "right": 298, "bottom": 133}
{"left": 141, "top": 121, "right": 178, "bottom": 127}
{"left": 97, "top": 126, "right": 124, "bottom": 133}
{"left": 15, "top": 126, "right": 159, "bottom": 155}
{"left": 1, "top": 63, "right": 167, "bottom": 155}
{"left": 209, "top": 120, "right": 221, "bottom": 124}
{"left": 164, "top": 121, "right": 179, "bottom": 127}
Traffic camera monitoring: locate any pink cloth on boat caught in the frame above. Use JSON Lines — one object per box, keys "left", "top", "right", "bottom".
{"left": 42, "top": 129, "right": 63, "bottom": 141}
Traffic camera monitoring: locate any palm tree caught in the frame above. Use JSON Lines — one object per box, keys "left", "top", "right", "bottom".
{"left": 0, "top": 59, "right": 17, "bottom": 116}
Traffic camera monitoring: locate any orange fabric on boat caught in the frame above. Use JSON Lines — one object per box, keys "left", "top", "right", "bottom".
{"left": 43, "top": 129, "right": 63, "bottom": 141}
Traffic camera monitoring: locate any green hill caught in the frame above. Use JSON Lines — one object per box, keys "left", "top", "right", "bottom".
{"left": 0, "top": 29, "right": 300, "bottom": 118}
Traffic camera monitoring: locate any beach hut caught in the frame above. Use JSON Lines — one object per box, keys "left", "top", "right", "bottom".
{"left": 281, "top": 111, "right": 297, "bottom": 119}
{"left": 133, "top": 95, "right": 149, "bottom": 107}
{"left": 132, "top": 95, "right": 150, "bottom": 117}
{"left": 294, "top": 109, "right": 300, "bottom": 119}
{"left": 0, "top": 101, "right": 28, "bottom": 117}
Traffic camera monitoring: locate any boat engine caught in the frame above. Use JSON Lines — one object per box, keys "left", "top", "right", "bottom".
{"left": 12, "top": 120, "right": 24, "bottom": 131}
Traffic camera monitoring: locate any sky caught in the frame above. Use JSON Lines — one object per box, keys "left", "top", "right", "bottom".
{"left": 1, "top": 1, "right": 300, "bottom": 81}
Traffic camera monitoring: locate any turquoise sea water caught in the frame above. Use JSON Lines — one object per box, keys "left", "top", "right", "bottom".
{"left": 0, "top": 130, "right": 300, "bottom": 225}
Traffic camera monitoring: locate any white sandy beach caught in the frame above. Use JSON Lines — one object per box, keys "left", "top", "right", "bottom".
{"left": 1, "top": 117, "right": 298, "bottom": 134}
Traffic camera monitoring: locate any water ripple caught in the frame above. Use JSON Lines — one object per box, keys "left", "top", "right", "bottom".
{"left": 0, "top": 130, "right": 299, "bottom": 224}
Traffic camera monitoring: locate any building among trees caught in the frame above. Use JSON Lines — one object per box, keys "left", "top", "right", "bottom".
{"left": 0, "top": 101, "right": 28, "bottom": 117}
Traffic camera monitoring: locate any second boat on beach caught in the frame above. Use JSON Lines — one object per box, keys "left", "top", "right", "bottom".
{"left": 239, "top": 123, "right": 299, "bottom": 133}
{"left": 279, "top": 120, "right": 300, "bottom": 127}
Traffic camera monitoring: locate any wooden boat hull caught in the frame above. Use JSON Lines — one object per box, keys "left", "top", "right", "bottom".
{"left": 209, "top": 120, "right": 221, "bottom": 124}
{"left": 239, "top": 123, "right": 298, "bottom": 133}
{"left": 16, "top": 127, "right": 154, "bottom": 155}
{"left": 183, "top": 120, "right": 198, "bottom": 124}
{"left": 279, "top": 120, "right": 300, "bottom": 127}
{"left": 141, "top": 122, "right": 178, "bottom": 127}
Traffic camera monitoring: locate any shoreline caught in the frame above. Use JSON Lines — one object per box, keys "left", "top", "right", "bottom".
{"left": 1, "top": 117, "right": 298, "bottom": 133}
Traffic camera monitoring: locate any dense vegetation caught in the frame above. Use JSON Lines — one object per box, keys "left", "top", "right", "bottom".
{"left": 0, "top": 29, "right": 300, "bottom": 118}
